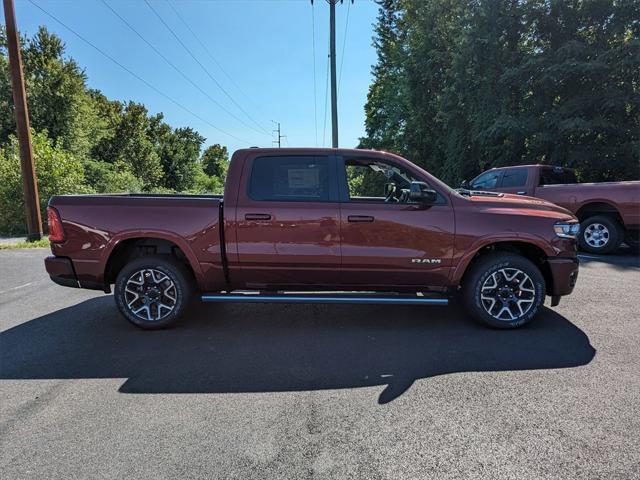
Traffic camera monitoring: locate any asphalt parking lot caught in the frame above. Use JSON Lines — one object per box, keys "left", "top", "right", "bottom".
{"left": 1, "top": 248, "right": 639, "bottom": 479}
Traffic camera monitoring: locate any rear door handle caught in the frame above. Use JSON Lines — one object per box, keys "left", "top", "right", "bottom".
{"left": 347, "top": 215, "right": 374, "bottom": 223}
{"left": 517, "top": 191, "right": 526, "bottom": 195}
{"left": 245, "top": 213, "right": 272, "bottom": 221}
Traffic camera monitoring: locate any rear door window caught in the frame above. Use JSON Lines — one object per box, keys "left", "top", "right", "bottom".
{"left": 248, "top": 156, "right": 332, "bottom": 202}
{"left": 501, "top": 169, "right": 528, "bottom": 188}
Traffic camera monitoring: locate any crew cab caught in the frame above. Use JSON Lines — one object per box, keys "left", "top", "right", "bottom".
{"left": 45, "top": 148, "right": 580, "bottom": 330}
{"left": 463, "top": 165, "right": 640, "bottom": 254}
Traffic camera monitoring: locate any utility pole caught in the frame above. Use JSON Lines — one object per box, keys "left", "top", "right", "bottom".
{"left": 272, "top": 121, "right": 286, "bottom": 148}
{"left": 329, "top": 0, "right": 338, "bottom": 148}
{"left": 312, "top": 0, "right": 352, "bottom": 148}
{"left": 3, "top": 0, "right": 42, "bottom": 240}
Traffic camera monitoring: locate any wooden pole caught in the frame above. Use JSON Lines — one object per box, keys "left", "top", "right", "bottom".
{"left": 3, "top": 0, "right": 42, "bottom": 240}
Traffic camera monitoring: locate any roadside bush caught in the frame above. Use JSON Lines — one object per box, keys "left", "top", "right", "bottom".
{"left": 0, "top": 130, "right": 92, "bottom": 235}
{"left": 190, "top": 166, "right": 224, "bottom": 194}
{"left": 83, "top": 159, "right": 142, "bottom": 193}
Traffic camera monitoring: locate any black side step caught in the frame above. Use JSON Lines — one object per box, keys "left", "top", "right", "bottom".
{"left": 200, "top": 292, "right": 448, "bottom": 306}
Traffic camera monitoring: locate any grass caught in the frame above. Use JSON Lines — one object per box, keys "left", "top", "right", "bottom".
{"left": 0, "top": 237, "right": 50, "bottom": 250}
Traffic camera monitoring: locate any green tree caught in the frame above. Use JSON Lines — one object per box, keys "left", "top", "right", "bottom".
{"left": 201, "top": 143, "right": 229, "bottom": 180}
{"left": 149, "top": 116, "right": 205, "bottom": 191}
{"left": 0, "top": 130, "right": 92, "bottom": 235}
{"left": 93, "top": 102, "right": 163, "bottom": 190}
{"left": 1, "top": 27, "right": 97, "bottom": 158}
{"left": 361, "top": 0, "right": 640, "bottom": 185}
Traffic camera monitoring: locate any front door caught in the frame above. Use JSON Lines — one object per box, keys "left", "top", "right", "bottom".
{"left": 233, "top": 154, "right": 341, "bottom": 288}
{"left": 337, "top": 156, "right": 455, "bottom": 289}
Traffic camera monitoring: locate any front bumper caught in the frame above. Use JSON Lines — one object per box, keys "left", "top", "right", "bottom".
{"left": 547, "top": 257, "right": 579, "bottom": 297}
{"left": 44, "top": 256, "right": 79, "bottom": 288}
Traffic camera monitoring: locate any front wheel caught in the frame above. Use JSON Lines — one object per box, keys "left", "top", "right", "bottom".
{"left": 114, "top": 255, "right": 193, "bottom": 329}
{"left": 463, "top": 253, "right": 545, "bottom": 329}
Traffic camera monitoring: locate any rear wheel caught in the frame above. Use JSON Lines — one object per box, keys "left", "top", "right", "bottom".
{"left": 578, "top": 215, "right": 622, "bottom": 254}
{"left": 114, "top": 255, "right": 193, "bottom": 329}
{"left": 463, "top": 253, "right": 545, "bottom": 329}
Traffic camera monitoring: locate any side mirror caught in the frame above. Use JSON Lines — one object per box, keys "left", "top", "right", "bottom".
{"left": 460, "top": 179, "right": 471, "bottom": 189}
{"left": 409, "top": 181, "right": 438, "bottom": 204}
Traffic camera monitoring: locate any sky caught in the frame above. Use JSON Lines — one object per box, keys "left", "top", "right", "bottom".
{"left": 5, "top": 0, "right": 381, "bottom": 154}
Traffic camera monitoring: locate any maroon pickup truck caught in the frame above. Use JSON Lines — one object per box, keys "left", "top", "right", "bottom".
{"left": 45, "top": 148, "right": 580, "bottom": 330}
{"left": 464, "top": 165, "right": 640, "bottom": 254}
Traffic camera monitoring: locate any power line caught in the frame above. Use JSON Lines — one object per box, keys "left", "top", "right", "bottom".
{"left": 311, "top": 3, "right": 318, "bottom": 147}
{"left": 99, "top": 0, "right": 263, "bottom": 139}
{"left": 166, "top": 0, "right": 269, "bottom": 130}
{"left": 144, "top": 0, "right": 271, "bottom": 137}
{"left": 337, "top": 0, "right": 351, "bottom": 95}
{"left": 26, "top": 0, "right": 253, "bottom": 145}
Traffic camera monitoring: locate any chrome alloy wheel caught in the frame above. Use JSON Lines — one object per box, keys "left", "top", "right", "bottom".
{"left": 480, "top": 268, "right": 536, "bottom": 321}
{"left": 124, "top": 269, "right": 177, "bottom": 322}
{"left": 584, "top": 222, "right": 610, "bottom": 249}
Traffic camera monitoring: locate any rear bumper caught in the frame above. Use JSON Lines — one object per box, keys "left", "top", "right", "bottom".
{"left": 44, "top": 256, "right": 79, "bottom": 288}
{"left": 547, "top": 257, "right": 579, "bottom": 297}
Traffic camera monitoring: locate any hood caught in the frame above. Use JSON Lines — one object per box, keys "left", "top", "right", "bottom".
{"left": 464, "top": 191, "right": 575, "bottom": 219}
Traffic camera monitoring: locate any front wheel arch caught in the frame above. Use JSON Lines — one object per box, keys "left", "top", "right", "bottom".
{"left": 457, "top": 241, "right": 552, "bottom": 294}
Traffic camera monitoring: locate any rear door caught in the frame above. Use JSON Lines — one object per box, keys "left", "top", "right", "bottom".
{"left": 495, "top": 168, "right": 529, "bottom": 195}
{"left": 232, "top": 154, "right": 341, "bottom": 288}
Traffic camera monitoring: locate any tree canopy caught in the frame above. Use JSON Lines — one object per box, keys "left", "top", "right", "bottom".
{"left": 361, "top": 0, "right": 640, "bottom": 185}
{"left": 0, "top": 26, "right": 228, "bottom": 234}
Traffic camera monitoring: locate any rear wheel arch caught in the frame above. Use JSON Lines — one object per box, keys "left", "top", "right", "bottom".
{"left": 576, "top": 202, "right": 622, "bottom": 225}
{"left": 104, "top": 236, "right": 198, "bottom": 288}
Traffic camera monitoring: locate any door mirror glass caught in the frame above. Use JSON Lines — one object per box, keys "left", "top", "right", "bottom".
{"left": 409, "top": 182, "right": 438, "bottom": 203}
{"left": 460, "top": 179, "right": 471, "bottom": 189}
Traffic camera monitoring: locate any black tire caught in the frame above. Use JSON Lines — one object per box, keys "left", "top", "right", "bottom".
{"left": 578, "top": 215, "right": 622, "bottom": 255}
{"left": 114, "top": 255, "right": 194, "bottom": 330}
{"left": 463, "top": 253, "right": 545, "bottom": 329}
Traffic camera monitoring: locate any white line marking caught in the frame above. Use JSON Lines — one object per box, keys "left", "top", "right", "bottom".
{"left": 0, "top": 281, "right": 39, "bottom": 295}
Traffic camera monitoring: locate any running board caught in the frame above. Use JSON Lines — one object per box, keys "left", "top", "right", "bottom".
{"left": 200, "top": 292, "right": 448, "bottom": 306}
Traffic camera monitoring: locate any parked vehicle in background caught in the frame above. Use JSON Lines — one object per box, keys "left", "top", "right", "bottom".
{"left": 45, "top": 148, "right": 580, "bottom": 330}
{"left": 463, "top": 165, "right": 640, "bottom": 254}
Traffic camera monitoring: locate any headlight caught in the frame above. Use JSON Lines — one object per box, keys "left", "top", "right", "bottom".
{"left": 554, "top": 221, "right": 580, "bottom": 239}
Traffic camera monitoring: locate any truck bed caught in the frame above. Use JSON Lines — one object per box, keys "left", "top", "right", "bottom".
{"left": 48, "top": 194, "right": 226, "bottom": 292}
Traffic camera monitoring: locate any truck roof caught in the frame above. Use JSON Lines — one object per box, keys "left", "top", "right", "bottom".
{"left": 486, "top": 164, "right": 572, "bottom": 172}
{"left": 234, "top": 147, "right": 387, "bottom": 156}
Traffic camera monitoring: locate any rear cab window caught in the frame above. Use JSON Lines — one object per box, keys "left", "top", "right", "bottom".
{"left": 539, "top": 167, "right": 577, "bottom": 186}
{"left": 501, "top": 169, "right": 528, "bottom": 188}
{"left": 248, "top": 156, "right": 335, "bottom": 202}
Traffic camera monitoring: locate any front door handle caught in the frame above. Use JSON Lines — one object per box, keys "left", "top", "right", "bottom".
{"left": 348, "top": 215, "right": 374, "bottom": 223}
{"left": 517, "top": 191, "right": 526, "bottom": 195}
{"left": 245, "top": 213, "right": 272, "bottom": 221}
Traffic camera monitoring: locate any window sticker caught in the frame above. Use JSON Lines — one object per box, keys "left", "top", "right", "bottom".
{"left": 288, "top": 168, "right": 320, "bottom": 189}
